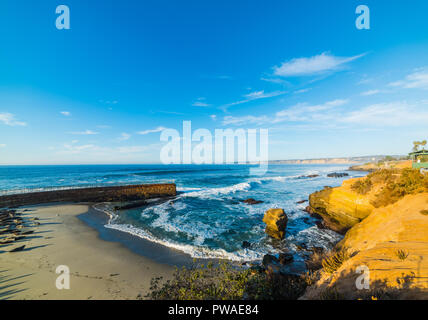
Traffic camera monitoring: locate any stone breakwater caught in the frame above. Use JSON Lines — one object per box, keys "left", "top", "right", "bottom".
{"left": 0, "top": 184, "right": 176, "bottom": 207}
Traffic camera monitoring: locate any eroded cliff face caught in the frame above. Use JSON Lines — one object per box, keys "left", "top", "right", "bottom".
{"left": 309, "top": 178, "right": 375, "bottom": 233}
{"left": 303, "top": 193, "right": 428, "bottom": 300}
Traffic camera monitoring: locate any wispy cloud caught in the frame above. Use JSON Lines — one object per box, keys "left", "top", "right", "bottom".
{"left": 69, "top": 129, "right": 99, "bottom": 135}
{"left": 192, "top": 97, "right": 211, "bottom": 107}
{"left": 342, "top": 101, "right": 428, "bottom": 126}
{"left": 223, "top": 115, "right": 270, "bottom": 126}
{"left": 221, "top": 99, "right": 428, "bottom": 130}
{"left": 222, "top": 99, "right": 349, "bottom": 126}
{"left": 0, "top": 144, "right": 6, "bottom": 148}
{"left": 274, "top": 99, "right": 349, "bottom": 122}
{"left": 60, "top": 111, "right": 71, "bottom": 116}
{"left": 137, "top": 126, "right": 167, "bottom": 135}
{"left": 221, "top": 90, "right": 286, "bottom": 110}
{"left": 389, "top": 69, "right": 428, "bottom": 90}
{"left": 210, "top": 115, "right": 217, "bottom": 121}
{"left": 360, "top": 89, "right": 380, "bottom": 96}
{"left": 273, "top": 52, "right": 365, "bottom": 77}
{"left": 0, "top": 113, "right": 27, "bottom": 126}
{"left": 117, "top": 133, "right": 131, "bottom": 141}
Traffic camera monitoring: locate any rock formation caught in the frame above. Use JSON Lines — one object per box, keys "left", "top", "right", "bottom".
{"left": 303, "top": 193, "right": 428, "bottom": 300}
{"left": 263, "top": 208, "right": 288, "bottom": 240}
{"left": 309, "top": 178, "right": 374, "bottom": 233}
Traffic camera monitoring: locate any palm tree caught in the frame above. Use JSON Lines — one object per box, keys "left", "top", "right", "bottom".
{"left": 421, "top": 140, "right": 427, "bottom": 151}
{"left": 413, "top": 141, "right": 420, "bottom": 152}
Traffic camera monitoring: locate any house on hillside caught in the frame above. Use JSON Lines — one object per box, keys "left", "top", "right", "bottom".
{"left": 409, "top": 150, "right": 428, "bottom": 169}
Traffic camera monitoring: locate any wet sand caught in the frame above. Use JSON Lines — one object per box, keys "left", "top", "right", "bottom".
{"left": 0, "top": 203, "right": 176, "bottom": 300}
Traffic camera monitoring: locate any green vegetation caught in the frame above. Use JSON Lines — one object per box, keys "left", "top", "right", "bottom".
{"left": 146, "top": 261, "right": 307, "bottom": 300}
{"left": 371, "top": 168, "right": 428, "bottom": 207}
{"left": 351, "top": 178, "right": 373, "bottom": 195}
{"left": 395, "top": 249, "right": 409, "bottom": 261}
{"left": 350, "top": 169, "right": 428, "bottom": 207}
{"left": 321, "top": 250, "right": 349, "bottom": 274}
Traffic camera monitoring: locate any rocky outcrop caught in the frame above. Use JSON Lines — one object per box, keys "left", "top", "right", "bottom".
{"left": 309, "top": 179, "right": 375, "bottom": 233}
{"left": 240, "top": 198, "right": 264, "bottom": 205}
{"left": 303, "top": 193, "right": 428, "bottom": 300}
{"left": 263, "top": 208, "right": 288, "bottom": 240}
{"left": 327, "top": 172, "right": 349, "bottom": 178}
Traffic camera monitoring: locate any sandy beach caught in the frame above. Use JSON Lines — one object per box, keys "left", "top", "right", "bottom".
{"left": 1, "top": 204, "right": 175, "bottom": 300}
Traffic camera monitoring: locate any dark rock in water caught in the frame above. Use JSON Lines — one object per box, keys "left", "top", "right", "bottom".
{"left": 303, "top": 206, "right": 313, "bottom": 214}
{"left": 295, "top": 243, "right": 307, "bottom": 251}
{"left": 242, "top": 241, "right": 252, "bottom": 249}
{"left": 9, "top": 245, "right": 25, "bottom": 252}
{"left": 316, "top": 221, "right": 326, "bottom": 229}
{"left": 278, "top": 252, "right": 294, "bottom": 265}
{"left": 297, "top": 174, "right": 319, "bottom": 179}
{"left": 296, "top": 200, "right": 308, "bottom": 204}
{"left": 303, "top": 206, "right": 322, "bottom": 220}
{"left": 327, "top": 172, "right": 349, "bottom": 178}
{"left": 262, "top": 254, "right": 280, "bottom": 268}
{"left": 240, "top": 198, "right": 264, "bottom": 205}
{"left": 279, "top": 260, "right": 307, "bottom": 277}
{"left": 309, "top": 247, "right": 325, "bottom": 255}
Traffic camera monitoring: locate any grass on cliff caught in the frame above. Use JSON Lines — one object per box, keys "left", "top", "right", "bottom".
{"left": 321, "top": 250, "right": 350, "bottom": 274}
{"left": 351, "top": 168, "right": 428, "bottom": 207}
{"left": 146, "top": 261, "right": 307, "bottom": 300}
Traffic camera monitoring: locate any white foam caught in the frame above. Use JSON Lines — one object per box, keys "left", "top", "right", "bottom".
{"left": 104, "top": 222, "right": 265, "bottom": 261}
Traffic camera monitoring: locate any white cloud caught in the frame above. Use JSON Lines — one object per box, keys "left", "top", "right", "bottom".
{"left": 117, "top": 133, "right": 131, "bottom": 141}
{"left": 223, "top": 115, "right": 269, "bottom": 126}
{"left": 361, "top": 89, "right": 380, "bottom": 96}
{"left": 0, "top": 113, "right": 27, "bottom": 126}
{"left": 210, "top": 115, "right": 217, "bottom": 121}
{"left": 137, "top": 126, "right": 167, "bottom": 135}
{"left": 221, "top": 90, "right": 286, "bottom": 110}
{"left": 222, "top": 99, "right": 349, "bottom": 126}
{"left": 192, "top": 101, "right": 211, "bottom": 107}
{"left": 69, "top": 129, "right": 99, "bottom": 135}
{"left": 274, "top": 99, "right": 349, "bottom": 122}
{"left": 389, "top": 69, "right": 428, "bottom": 90}
{"left": 0, "top": 144, "right": 6, "bottom": 148}
{"left": 294, "top": 88, "right": 311, "bottom": 94}
{"left": 342, "top": 101, "right": 428, "bottom": 126}
{"left": 61, "top": 111, "right": 71, "bottom": 116}
{"left": 62, "top": 143, "right": 97, "bottom": 154}
{"left": 273, "top": 52, "right": 365, "bottom": 77}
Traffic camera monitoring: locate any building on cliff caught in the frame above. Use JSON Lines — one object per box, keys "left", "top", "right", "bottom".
{"left": 409, "top": 150, "right": 428, "bottom": 169}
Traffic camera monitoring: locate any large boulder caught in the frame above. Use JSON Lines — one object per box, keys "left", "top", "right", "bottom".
{"left": 309, "top": 179, "right": 374, "bottom": 233}
{"left": 263, "top": 208, "right": 288, "bottom": 240}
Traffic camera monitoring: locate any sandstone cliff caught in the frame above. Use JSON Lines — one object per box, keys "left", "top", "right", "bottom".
{"left": 309, "top": 178, "right": 375, "bottom": 233}
{"left": 303, "top": 193, "right": 428, "bottom": 299}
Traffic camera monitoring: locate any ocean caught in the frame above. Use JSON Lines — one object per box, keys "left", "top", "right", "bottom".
{"left": 0, "top": 164, "right": 366, "bottom": 262}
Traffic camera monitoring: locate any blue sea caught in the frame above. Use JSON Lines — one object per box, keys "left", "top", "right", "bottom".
{"left": 0, "top": 164, "right": 366, "bottom": 262}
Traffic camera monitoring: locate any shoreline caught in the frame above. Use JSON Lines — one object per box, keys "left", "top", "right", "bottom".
{"left": 1, "top": 203, "right": 175, "bottom": 300}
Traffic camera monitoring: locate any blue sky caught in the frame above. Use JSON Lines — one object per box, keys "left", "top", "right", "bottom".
{"left": 0, "top": 0, "right": 427, "bottom": 164}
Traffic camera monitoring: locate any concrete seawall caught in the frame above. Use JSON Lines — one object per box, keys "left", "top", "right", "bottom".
{"left": 0, "top": 183, "right": 176, "bottom": 207}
